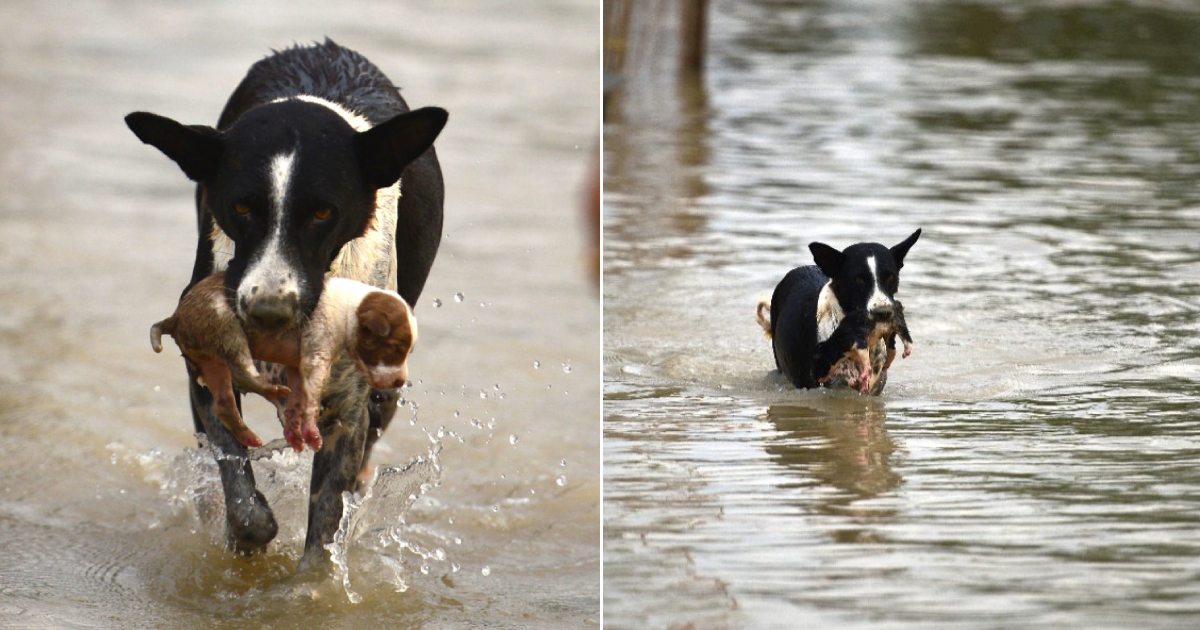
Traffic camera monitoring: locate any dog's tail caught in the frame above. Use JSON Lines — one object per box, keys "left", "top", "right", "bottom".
{"left": 755, "top": 294, "right": 773, "bottom": 338}
{"left": 150, "top": 316, "right": 175, "bottom": 353}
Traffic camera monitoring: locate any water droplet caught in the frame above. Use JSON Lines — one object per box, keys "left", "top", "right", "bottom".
{"left": 481, "top": 566, "right": 491, "bottom": 577}
{"left": 559, "top": 459, "right": 567, "bottom": 467}
{"left": 454, "top": 292, "right": 464, "bottom": 302}
{"left": 533, "top": 360, "right": 540, "bottom": 369}
{"left": 420, "top": 564, "right": 430, "bottom": 575}
{"left": 434, "top": 548, "right": 446, "bottom": 561}
{"left": 562, "top": 362, "right": 572, "bottom": 373}
{"left": 451, "top": 562, "right": 461, "bottom": 572}
{"left": 432, "top": 298, "right": 443, "bottom": 308}
{"left": 556, "top": 476, "right": 568, "bottom": 487}
{"left": 509, "top": 434, "right": 519, "bottom": 445}
{"left": 479, "top": 390, "right": 488, "bottom": 399}
{"left": 153, "top": 385, "right": 161, "bottom": 392}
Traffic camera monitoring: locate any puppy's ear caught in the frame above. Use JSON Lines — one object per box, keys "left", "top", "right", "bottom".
{"left": 355, "top": 107, "right": 449, "bottom": 189}
{"left": 125, "top": 112, "right": 223, "bottom": 182}
{"left": 890, "top": 228, "right": 922, "bottom": 268}
{"left": 360, "top": 309, "right": 391, "bottom": 338}
{"left": 809, "top": 241, "right": 844, "bottom": 278}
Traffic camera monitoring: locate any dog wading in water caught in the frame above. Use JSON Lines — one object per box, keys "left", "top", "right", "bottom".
{"left": 757, "top": 229, "right": 921, "bottom": 395}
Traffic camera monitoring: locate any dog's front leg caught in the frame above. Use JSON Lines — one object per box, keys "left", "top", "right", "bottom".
{"left": 813, "top": 309, "right": 873, "bottom": 389}
{"left": 186, "top": 362, "right": 279, "bottom": 553}
{"left": 297, "top": 357, "right": 370, "bottom": 573}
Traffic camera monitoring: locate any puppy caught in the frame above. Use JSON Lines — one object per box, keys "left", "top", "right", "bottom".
{"left": 150, "top": 273, "right": 288, "bottom": 449}
{"left": 757, "top": 229, "right": 921, "bottom": 394}
{"left": 152, "top": 272, "right": 417, "bottom": 452}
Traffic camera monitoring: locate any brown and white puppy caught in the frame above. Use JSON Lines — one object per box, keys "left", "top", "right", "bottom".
{"left": 150, "top": 273, "right": 288, "bottom": 449}
{"left": 270, "top": 276, "right": 417, "bottom": 453}
{"left": 152, "top": 272, "right": 417, "bottom": 452}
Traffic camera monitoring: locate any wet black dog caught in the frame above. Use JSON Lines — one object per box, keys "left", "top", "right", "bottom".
{"left": 126, "top": 39, "right": 447, "bottom": 568}
{"left": 757, "top": 229, "right": 920, "bottom": 395}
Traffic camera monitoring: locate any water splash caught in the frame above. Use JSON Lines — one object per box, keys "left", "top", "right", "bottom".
{"left": 327, "top": 446, "right": 443, "bottom": 604}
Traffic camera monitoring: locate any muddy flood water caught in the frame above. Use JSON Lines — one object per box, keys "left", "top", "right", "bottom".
{"left": 0, "top": 1, "right": 599, "bottom": 628}
{"left": 605, "top": 1, "right": 1200, "bottom": 628}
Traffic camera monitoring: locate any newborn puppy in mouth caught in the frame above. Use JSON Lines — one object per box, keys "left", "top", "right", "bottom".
{"left": 151, "top": 272, "right": 417, "bottom": 451}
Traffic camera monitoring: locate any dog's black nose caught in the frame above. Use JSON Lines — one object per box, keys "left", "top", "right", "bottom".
{"left": 246, "top": 297, "right": 296, "bottom": 329}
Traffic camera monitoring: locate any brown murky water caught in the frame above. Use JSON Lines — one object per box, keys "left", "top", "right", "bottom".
{"left": 0, "top": 1, "right": 599, "bottom": 627}
{"left": 605, "top": 1, "right": 1200, "bottom": 628}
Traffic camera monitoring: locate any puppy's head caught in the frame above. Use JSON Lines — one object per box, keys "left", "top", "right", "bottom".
{"left": 810, "top": 228, "right": 921, "bottom": 320}
{"left": 125, "top": 101, "right": 447, "bottom": 331}
{"left": 352, "top": 290, "right": 417, "bottom": 390}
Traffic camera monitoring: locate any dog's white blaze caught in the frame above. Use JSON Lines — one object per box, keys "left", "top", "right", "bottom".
{"left": 209, "top": 96, "right": 402, "bottom": 293}
{"left": 815, "top": 281, "right": 843, "bottom": 342}
{"left": 236, "top": 151, "right": 302, "bottom": 315}
{"left": 865, "top": 256, "right": 891, "bottom": 314}
{"left": 269, "top": 152, "right": 295, "bottom": 215}
{"left": 275, "top": 95, "right": 400, "bottom": 289}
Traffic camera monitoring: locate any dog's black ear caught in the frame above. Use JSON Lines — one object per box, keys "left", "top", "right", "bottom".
{"left": 124, "top": 112, "right": 223, "bottom": 182}
{"left": 890, "top": 228, "right": 922, "bottom": 268}
{"left": 809, "top": 241, "right": 844, "bottom": 277}
{"left": 355, "top": 107, "right": 449, "bottom": 189}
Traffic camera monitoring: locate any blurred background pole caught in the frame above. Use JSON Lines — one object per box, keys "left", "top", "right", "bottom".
{"left": 679, "top": 0, "right": 707, "bottom": 77}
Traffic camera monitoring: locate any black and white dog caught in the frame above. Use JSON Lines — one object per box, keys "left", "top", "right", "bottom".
{"left": 126, "top": 39, "right": 447, "bottom": 568}
{"left": 757, "top": 229, "right": 920, "bottom": 395}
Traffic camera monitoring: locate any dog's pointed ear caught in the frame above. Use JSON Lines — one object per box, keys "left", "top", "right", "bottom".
{"left": 890, "top": 228, "right": 922, "bottom": 268}
{"left": 355, "top": 107, "right": 448, "bottom": 189}
{"left": 809, "top": 241, "right": 844, "bottom": 277}
{"left": 125, "top": 112, "right": 223, "bottom": 182}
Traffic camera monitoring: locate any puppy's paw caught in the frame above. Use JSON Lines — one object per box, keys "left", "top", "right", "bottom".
{"left": 283, "top": 425, "right": 305, "bottom": 452}
{"left": 256, "top": 383, "right": 290, "bottom": 402}
{"left": 236, "top": 428, "right": 264, "bottom": 449}
{"left": 302, "top": 423, "right": 322, "bottom": 452}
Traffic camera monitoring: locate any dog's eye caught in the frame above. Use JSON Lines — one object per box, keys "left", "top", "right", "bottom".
{"left": 314, "top": 207, "right": 333, "bottom": 221}
{"left": 235, "top": 204, "right": 250, "bottom": 216}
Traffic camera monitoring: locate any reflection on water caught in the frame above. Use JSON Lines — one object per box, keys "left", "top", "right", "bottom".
{"left": 605, "top": 0, "right": 1200, "bottom": 627}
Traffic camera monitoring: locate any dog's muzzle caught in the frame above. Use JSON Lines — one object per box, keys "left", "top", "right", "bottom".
{"left": 869, "top": 302, "right": 894, "bottom": 322}
{"left": 243, "top": 295, "right": 297, "bottom": 328}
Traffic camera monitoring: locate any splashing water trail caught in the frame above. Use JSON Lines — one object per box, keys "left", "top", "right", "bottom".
{"left": 327, "top": 446, "right": 443, "bottom": 604}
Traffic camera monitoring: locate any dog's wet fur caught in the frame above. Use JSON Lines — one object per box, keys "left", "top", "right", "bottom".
{"left": 757, "top": 229, "right": 921, "bottom": 395}
{"left": 127, "top": 39, "right": 446, "bottom": 567}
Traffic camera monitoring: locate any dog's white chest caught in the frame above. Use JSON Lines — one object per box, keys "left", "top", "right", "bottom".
{"left": 815, "top": 281, "right": 843, "bottom": 342}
